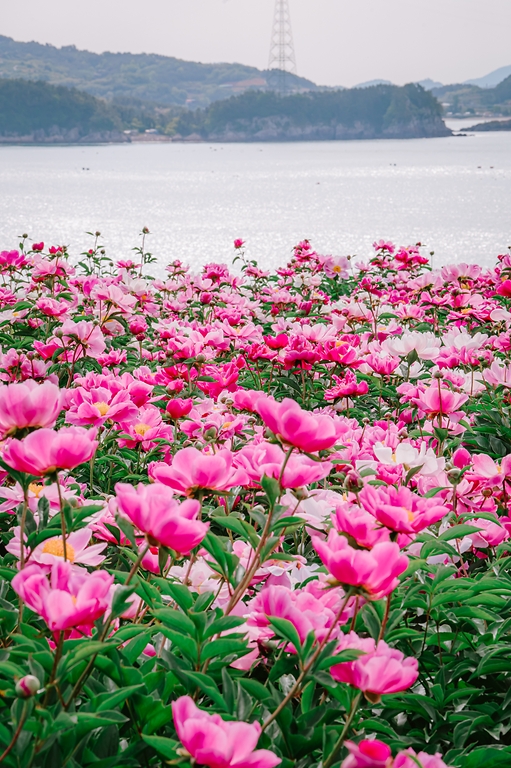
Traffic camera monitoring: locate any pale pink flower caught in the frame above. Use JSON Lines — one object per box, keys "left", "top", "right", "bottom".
{"left": 468, "top": 453, "right": 511, "bottom": 486}
{"left": 382, "top": 331, "right": 440, "bottom": 361}
{"left": 483, "top": 359, "right": 511, "bottom": 389}
{"left": 60, "top": 319, "right": 106, "bottom": 360}
{"left": 246, "top": 584, "right": 349, "bottom": 650}
{"left": 413, "top": 385, "right": 468, "bottom": 416}
{"left": 234, "top": 442, "right": 332, "bottom": 489}
{"left": 7, "top": 526, "right": 107, "bottom": 566}
{"left": 171, "top": 696, "right": 281, "bottom": 768}
{"left": 394, "top": 749, "right": 453, "bottom": 768}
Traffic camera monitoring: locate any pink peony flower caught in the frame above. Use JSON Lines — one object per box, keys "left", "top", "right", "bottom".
{"left": 12, "top": 561, "right": 113, "bottom": 634}
{"left": 66, "top": 387, "right": 138, "bottom": 427}
{"left": 359, "top": 485, "right": 449, "bottom": 534}
{"left": 257, "top": 397, "right": 338, "bottom": 452}
{"left": 3, "top": 427, "right": 98, "bottom": 476}
{"left": 172, "top": 696, "right": 281, "bottom": 768}
{"left": 0, "top": 380, "right": 62, "bottom": 437}
{"left": 235, "top": 442, "right": 332, "bottom": 489}
{"left": 413, "top": 385, "right": 468, "bottom": 416}
{"left": 246, "top": 584, "right": 349, "bottom": 649}
{"left": 394, "top": 749, "right": 453, "bottom": 768}
{"left": 312, "top": 532, "right": 408, "bottom": 599}
{"left": 166, "top": 398, "right": 193, "bottom": 419}
{"left": 151, "top": 447, "right": 248, "bottom": 496}
{"left": 468, "top": 453, "right": 511, "bottom": 486}
{"left": 330, "top": 635, "right": 418, "bottom": 701}
{"left": 115, "top": 482, "right": 208, "bottom": 554}
{"left": 341, "top": 739, "right": 393, "bottom": 768}
{"left": 7, "top": 526, "right": 107, "bottom": 567}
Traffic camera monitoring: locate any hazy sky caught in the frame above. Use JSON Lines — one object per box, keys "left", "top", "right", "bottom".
{"left": 2, "top": 0, "right": 511, "bottom": 87}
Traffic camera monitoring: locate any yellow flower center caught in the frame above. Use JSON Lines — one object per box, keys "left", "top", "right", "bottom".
{"left": 95, "top": 402, "right": 110, "bottom": 416}
{"left": 333, "top": 265, "right": 342, "bottom": 273}
{"left": 134, "top": 423, "right": 151, "bottom": 437}
{"left": 222, "top": 422, "right": 233, "bottom": 430}
{"left": 406, "top": 510, "right": 415, "bottom": 522}
{"left": 42, "top": 539, "right": 75, "bottom": 562}
{"left": 29, "top": 483, "right": 44, "bottom": 497}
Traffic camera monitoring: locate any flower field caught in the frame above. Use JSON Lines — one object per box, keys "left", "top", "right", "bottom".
{"left": 1, "top": 234, "right": 511, "bottom": 767}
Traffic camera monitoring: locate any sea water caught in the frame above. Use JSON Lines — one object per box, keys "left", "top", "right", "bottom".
{"left": 0, "top": 127, "right": 509, "bottom": 273}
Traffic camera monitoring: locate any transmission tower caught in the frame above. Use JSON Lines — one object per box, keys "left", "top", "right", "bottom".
{"left": 268, "top": 0, "right": 298, "bottom": 94}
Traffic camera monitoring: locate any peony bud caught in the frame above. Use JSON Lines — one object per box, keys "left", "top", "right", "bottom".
{"left": 16, "top": 675, "right": 40, "bottom": 698}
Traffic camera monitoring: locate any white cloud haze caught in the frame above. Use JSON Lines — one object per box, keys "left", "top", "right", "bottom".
{"left": 2, "top": 0, "right": 511, "bottom": 87}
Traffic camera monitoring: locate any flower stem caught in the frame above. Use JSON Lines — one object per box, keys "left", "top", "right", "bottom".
{"left": 261, "top": 588, "right": 355, "bottom": 732}
{"left": 322, "top": 691, "right": 362, "bottom": 768}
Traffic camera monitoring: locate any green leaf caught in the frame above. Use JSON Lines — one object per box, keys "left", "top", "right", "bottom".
{"left": 439, "top": 524, "right": 481, "bottom": 541}
{"left": 115, "top": 514, "right": 137, "bottom": 548}
{"left": 142, "top": 734, "right": 179, "bottom": 759}
{"left": 153, "top": 607, "right": 196, "bottom": 636}
{"left": 166, "top": 582, "right": 194, "bottom": 611}
{"left": 261, "top": 474, "right": 281, "bottom": 506}
{"left": 94, "top": 684, "right": 145, "bottom": 712}
{"left": 269, "top": 616, "right": 302, "bottom": 652}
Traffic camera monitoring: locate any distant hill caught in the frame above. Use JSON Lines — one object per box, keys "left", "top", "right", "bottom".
{"left": 467, "top": 118, "right": 511, "bottom": 132}
{"left": 0, "top": 35, "right": 317, "bottom": 108}
{"left": 173, "top": 84, "right": 451, "bottom": 142}
{"left": 416, "top": 79, "right": 443, "bottom": 91}
{"left": 431, "top": 75, "right": 511, "bottom": 117}
{"left": 464, "top": 65, "right": 511, "bottom": 89}
{"left": 0, "top": 78, "right": 126, "bottom": 141}
{"left": 354, "top": 79, "right": 393, "bottom": 89}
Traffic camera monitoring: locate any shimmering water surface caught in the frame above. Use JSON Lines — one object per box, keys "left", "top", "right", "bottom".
{"left": 0, "top": 127, "right": 510, "bottom": 273}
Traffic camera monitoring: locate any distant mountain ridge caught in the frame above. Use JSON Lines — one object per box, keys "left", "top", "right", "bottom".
{"left": 463, "top": 65, "right": 511, "bottom": 89}
{"left": 0, "top": 78, "right": 450, "bottom": 143}
{"left": 0, "top": 35, "right": 317, "bottom": 108}
{"left": 173, "top": 85, "right": 451, "bottom": 142}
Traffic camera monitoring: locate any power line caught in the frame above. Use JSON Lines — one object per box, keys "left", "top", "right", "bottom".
{"left": 268, "top": 0, "right": 297, "bottom": 94}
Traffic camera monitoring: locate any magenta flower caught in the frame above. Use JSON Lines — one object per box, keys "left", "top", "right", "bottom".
{"left": 171, "top": 696, "right": 281, "bottom": 768}
{"left": 151, "top": 447, "right": 248, "bottom": 496}
{"left": 257, "top": 397, "right": 337, "bottom": 452}
{"left": 341, "top": 740, "right": 393, "bottom": 768}
{"left": 12, "top": 561, "right": 113, "bottom": 634}
{"left": 0, "top": 380, "right": 62, "bottom": 437}
{"left": 359, "top": 485, "right": 449, "bottom": 534}
{"left": 115, "top": 482, "right": 208, "bottom": 553}
{"left": 3, "top": 427, "right": 98, "bottom": 475}
{"left": 166, "top": 398, "right": 193, "bottom": 419}
{"left": 330, "top": 635, "right": 418, "bottom": 701}
{"left": 312, "top": 532, "right": 408, "bottom": 599}
{"left": 333, "top": 503, "right": 390, "bottom": 548}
